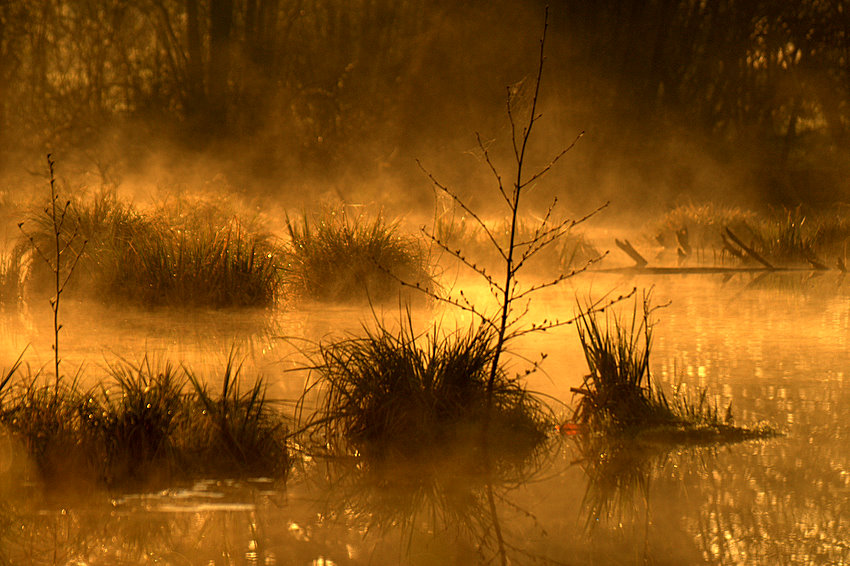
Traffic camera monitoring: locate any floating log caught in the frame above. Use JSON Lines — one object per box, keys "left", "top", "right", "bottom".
{"left": 720, "top": 232, "right": 745, "bottom": 260}
{"left": 597, "top": 265, "right": 810, "bottom": 275}
{"left": 723, "top": 228, "right": 775, "bottom": 270}
{"left": 615, "top": 238, "right": 648, "bottom": 267}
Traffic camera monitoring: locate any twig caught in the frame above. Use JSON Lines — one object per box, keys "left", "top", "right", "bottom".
{"left": 417, "top": 160, "right": 508, "bottom": 262}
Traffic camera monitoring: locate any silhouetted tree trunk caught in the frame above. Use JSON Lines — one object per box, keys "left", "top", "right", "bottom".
{"left": 208, "top": 0, "right": 233, "bottom": 129}
{"left": 186, "top": 0, "right": 204, "bottom": 109}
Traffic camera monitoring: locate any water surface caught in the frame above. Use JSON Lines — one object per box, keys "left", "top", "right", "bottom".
{"left": 2, "top": 272, "right": 848, "bottom": 565}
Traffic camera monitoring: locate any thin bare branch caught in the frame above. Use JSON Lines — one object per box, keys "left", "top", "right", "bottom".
{"left": 510, "top": 287, "right": 638, "bottom": 339}
{"left": 60, "top": 240, "right": 87, "bottom": 290}
{"left": 476, "top": 132, "right": 511, "bottom": 207}
{"left": 22, "top": 232, "right": 54, "bottom": 268}
{"left": 511, "top": 252, "right": 609, "bottom": 302}
{"left": 515, "top": 7, "right": 549, "bottom": 178}
{"left": 511, "top": 202, "right": 608, "bottom": 274}
{"left": 520, "top": 130, "right": 585, "bottom": 189}
{"left": 421, "top": 227, "right": 506, "bottom": 294}
{"left": 418, "top": 159, "right": 508, "bottom": 261}
{"left": 507, "top": 86, "right": 520, "bottom": 164}
{"left": 371, "top": 258, "right": 499, "bottom": 332}
{"left": 514, "top": 197, "right": 558, "bottom": 248}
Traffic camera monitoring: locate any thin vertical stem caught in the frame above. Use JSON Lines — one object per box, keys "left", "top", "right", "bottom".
{"left": 48, "top": 154, "right": 61, "bottom": 392}
{"left": 486, "top": 7, "right": 549, "bottom": 399}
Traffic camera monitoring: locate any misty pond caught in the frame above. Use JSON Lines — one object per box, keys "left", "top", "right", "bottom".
{"left": 6, "top": 2, "right": 850, "bottom": 564}
{"left": 0, "top": 271, "right": 844, "bottom": 566}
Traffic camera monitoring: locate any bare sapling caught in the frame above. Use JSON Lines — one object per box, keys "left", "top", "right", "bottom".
{"left": 18, "top": 154, "right": 87, "bottom": 392}
{"left": 414, "top": 8, "right": 630, "bottom": 402}
{"left": 411, "top": 14, "right": 632, "bottom": 564}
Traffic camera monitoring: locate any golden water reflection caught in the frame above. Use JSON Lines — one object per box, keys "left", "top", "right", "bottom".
{"left": 0, "top": 273, "right": 848, "bottom": 564}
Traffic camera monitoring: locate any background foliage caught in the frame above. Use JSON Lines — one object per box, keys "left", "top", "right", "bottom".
{"left": 2, "top": 1, "right": 849, "bottom": 209}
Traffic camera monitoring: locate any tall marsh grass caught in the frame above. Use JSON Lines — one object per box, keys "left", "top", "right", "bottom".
{"left": 653, "top": 203, "right": 758, "bottom": 252}
{"left": 23, "top": 192, "right": 280, "bottom": 308}
{"left": 302, "top": 317, "right": 552, "bottom": 460}
{"left": 0, "top": 354, "right": 289, "bottom": 488}
{"left": 654, "top": 202, "right": 850, "bottom": 267}
{"left": 284, "top": 209, "right": 431, "bottom": 302}
{"left": 572, "top": 293, "right": 774, "bottom": 439}
{"left": 573, "top": 294, "right": 676, "bottom": 430}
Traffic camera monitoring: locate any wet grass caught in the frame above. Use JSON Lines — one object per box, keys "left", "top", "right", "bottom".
{"left": 652, "top": 203, "right": 758, "bottom": 253}
{"left": 433, "top": 210, "right": 599, "bottom": 275}
{"left": 283, "top": 209, "right": 432, "bottom": 302}
{"left": 571, "top": 293, "right": 776, "bottom": 440}
{"left": 21, "top": 191, "right": 281, "bottom": 308}
{"left": 0, "top": 353, "right": 289, "bottom": 488}
{"left": 301, "top": 316, "right": 553, "bottom": 461}
{"left": 653, "top": 202, "right": 850, "bottom": 268}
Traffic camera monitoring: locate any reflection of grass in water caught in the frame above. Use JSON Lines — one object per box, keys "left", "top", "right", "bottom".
{"left": 569, "top": 432, "right": 660, "bottom": 529}
{"left": 302, "top": 314, "right": 552, "bottom": 460}
{"left": 572, "top": 291, "right": 777, "bottom": 440}
{"left": 0, "top": 482, "right": 286, "bottom": 565}
{"left": 310, "top": 429, "right": 558, "bottom": 565}
{"left": 284, "top": 209, "right": 432, "bottom": 302}
{"left": 298, "top": 309, "right": 558, "bottom": 564}
{"left": 563, "top": 432, "right": 714, "bottom": 566}
{"left": 0, "top": 352, "right": 289, "bottom": 488}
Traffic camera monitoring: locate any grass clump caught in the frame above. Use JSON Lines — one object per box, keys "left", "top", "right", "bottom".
{"left": 747, "top": 207, "right": 850, "bottom": 267}
{"left": 303, "top": 317, "right": 552, "bottom": 461}
{"left": 283, "top": 209, "right": 431, "bottom": 302}
{"left": 22, "top": 191, "right": 280, "bottom": 308}
{"left": 0, "top": 354, "right": 289, "bottom": 488}
{"left": 184, "top": 354, "right": 288, "bottom": 477}
{"left": 572, "top": 293, "right": 675, "bottom": 430}
{"left": 652, "top": 203, "right": 758, "bottom": 252}
{"left": 1, "top": 374, "right": 87, "bottom": 484}
{"left": 81, "top": 358, "right": 185, "bottom": 484}
{"left": 433, "top": 208, "right": 599, "bottom": 276}
{"left": 572, "top": 292, "right": 774, "bottom": 441}
{"left": 653, "top": 202, "right": 850, "bottom": 267}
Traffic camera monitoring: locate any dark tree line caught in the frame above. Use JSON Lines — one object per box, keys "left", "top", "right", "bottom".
{"left": 551, "top": 0, "right": 850, "bottom": 206}
{"left": 2, "top": 1, "right": 850, "bottom": 206}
